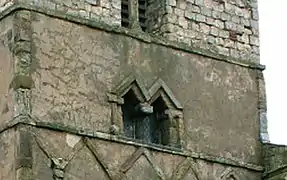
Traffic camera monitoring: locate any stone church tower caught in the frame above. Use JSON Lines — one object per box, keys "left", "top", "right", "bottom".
{"left": 0, "top": 0, "right": 286, "bottom": 179}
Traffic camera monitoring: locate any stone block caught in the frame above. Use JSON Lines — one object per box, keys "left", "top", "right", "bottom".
{"left": 206, "top": 17, "right": 215, "bottom": 26}
{"left": 184, "top": 11, "right": 195, "bottom": 20}
{"left": 224, "top": 3, "right": 236, "bottom": 14}
{"left": 85, "top": 0, "right": 99, "bottom": 6}
{"left": 214, "top": 19, "right": 224, "bottom": 29}
{"left": 230, "top": 49, "right": 240, "bottom": 59}
{"left": 238, "top": 33, "right": 249, "bottom": 44}
{"left": 210, "top": 26, "right": 219, "bottom": 36}
{"left": 231, "top": 15, "right": 240, "bottom": 24}
{"left": 201, "top": 7, "right": 212, "bottom": 16}
{"left": 219, "top": 29, "right": 229, "bottom": 38}
{"left": 220, "top": 12, "right": 231, "bottom": 21}
{"left": 249, "top": 35, "right": 259, "bottom": 46}
{"left": 163, "top": 14, "right": 177, "bottom": 24}
{"left": 178, "top": 1, "right": 186, "bottom": 10}
{"left": 195, "top": 14, "right": 206, "bottom": 22}
{"left": 191, "top": 5, "right": 200, "bottom": 13}
{"left": 174, "top": 8, "right": 184, "bottom": 16}
{"left": 217, "top": 46, "right": 229, "bottom": 56}
{"left": 216, "top": 37, "right": 224, "bottom": 46}
{"left": 224, "top": 39, "right": 235, "bottom": 48}
{"left": 207, "top": 36, "right": 216, "bottom": 44}
{"left": 178, "top": 17, "right": 188, "bottom": 29}
{"left": 199, "top": 23, "right": 210, "bottom": 34}
{"left": 195, "top": 0, "right": 204, "bottom": 6}
{"left": 167, "top": 0, "right": 176, "bottom": 7}
{"left": 212, "top": 10, "right": 221, "bottom": 19}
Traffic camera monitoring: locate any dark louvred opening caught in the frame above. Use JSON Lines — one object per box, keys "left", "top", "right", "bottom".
{"left": 138, "top": 0, "right": 147, "bottom": 31}
{"left": 121, "top": 0, "right": 129, "bottom": 28}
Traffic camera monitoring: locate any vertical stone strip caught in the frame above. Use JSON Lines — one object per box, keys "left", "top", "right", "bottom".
{"left": 257, "top": 70, "right": 269, "bottom": 143}
{"left": 11, "top": 10, "right": 34, "bottom": 180}
{"left": 16, "top": 125, "right": 33, "bottom": 180}
{"left": 107, "top": 93, "right": 124, "bottom": 135}
{"left": 129, "top": 0, "right": 141, "bottom": 30}
{"left": 166, "top": 109, "right": 184, "bottom": 148}
{"left": 10, "top": 10, "right": 33, "bottom": 118}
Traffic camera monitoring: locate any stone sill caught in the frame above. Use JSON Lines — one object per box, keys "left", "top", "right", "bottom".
{"left": 0, "top": 2, "right": 265, "bottom": 71}
{"left": 0, "top": 115, "right": 264, "bottom": 172}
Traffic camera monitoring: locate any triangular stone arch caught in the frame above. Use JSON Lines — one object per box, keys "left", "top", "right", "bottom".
{"left": 220, "top": 167, "right": 241, "bottom": 180}
{"left": 112, "top": 73, "right": 150, "bottom": 102}
{"left": 171, "top": 157, "right": 199, "bottom": 180}
{"left": 119, "top": 147, "right": 165, "bottom": 180}
{"left": 149, "top": 78, "right": 183, "bottom": 110}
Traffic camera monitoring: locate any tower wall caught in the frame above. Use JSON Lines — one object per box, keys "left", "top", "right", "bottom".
{"left": 159, "top": 0, "right": 260, "bottom": 63}
{"left": 0, "top": 0, "right": 267, "bottom": 179}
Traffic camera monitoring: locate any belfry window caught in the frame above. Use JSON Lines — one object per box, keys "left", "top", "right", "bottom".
{"left": 121, "top": 0, "right": 150, "bottom": 32}
{"left": 122, "top": 93, "right": 170, "bottom": 144}
{"left": 138, "top": 0, "right": 148, "bottom": 31}
{"left": 121, "top": 0, "right": 130, "bottom": 28}
{"left": 150, "top": 97, "right": 169, "bottom": 145}
{"left": 109, "top": 76, "right": 184, "bottom": 148}
{"left": 122, "top": 89, "right": 154, "bottom": 143}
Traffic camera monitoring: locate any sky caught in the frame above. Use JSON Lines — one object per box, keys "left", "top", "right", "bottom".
{"left": 258, "top": 0, "right": 287, "bottom": 145}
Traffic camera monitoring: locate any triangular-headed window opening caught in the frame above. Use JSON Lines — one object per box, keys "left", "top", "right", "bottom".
{"left": 149, "top": 79, "right": 183, "bottom": 110}
{"left": 110, "top": 76, "right": 183, "bottom": 148}
{"left": 122, "top": 89, "right": 141, "bottom": 138}
{"left": 151, "top": 96, "right": 169, "bottom": 145}
{"left": 121, "top": 87, "right": 153, "bottom": 143}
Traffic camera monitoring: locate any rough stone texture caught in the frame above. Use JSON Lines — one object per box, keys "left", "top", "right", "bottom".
{"left": 22, "top": 0, "right": 121, "bottom": 26}
{"left": 0, "top": 0, "right": 13, "bottom": 13}
{"left": 0, "top": 0, "right": 281, "bottom": 180}
{"left": 29, "top": 12, "right": 261, "bottom": 166}
{"left": 0, "top": 129, "right": 16, "bottom": 180}
{"left": 0, "top": 0, "right": 260, "bottom": 63}
{"left": 264, "top": 143, "right": 287, "bottom": 180}
{"left": 19, "top": 127, "right": 262, "bottom": 180}
{"left": 0, "top": 15, "right": 13, "bottom": 129}
{"left": 159, "top": 0, "right": 260, "bottom": 63}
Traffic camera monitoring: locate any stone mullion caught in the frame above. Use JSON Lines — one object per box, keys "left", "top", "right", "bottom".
{"left": 129, "top": 0, "right": 141, "bottom": 30}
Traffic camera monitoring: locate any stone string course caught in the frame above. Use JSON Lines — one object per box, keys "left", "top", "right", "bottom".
{"left": 0, "top": 118, "right": 264, "bottom": 172}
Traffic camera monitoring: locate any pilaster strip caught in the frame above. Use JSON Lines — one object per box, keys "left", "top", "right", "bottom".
{"left": 11, "top": 10, "right": 34, "bottom": 180}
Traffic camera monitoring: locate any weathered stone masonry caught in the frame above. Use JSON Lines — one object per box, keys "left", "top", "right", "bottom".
{"left": 0, "top": 0, "right": 285, "bottom": 179}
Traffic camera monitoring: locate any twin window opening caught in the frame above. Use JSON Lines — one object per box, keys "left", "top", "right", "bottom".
{"left": 110, "top": 77, "right": 183, "bottom": 148}
{"left": 122, "top": 90, "right": 171, "bottom": 145}
{"left": 121, "top": 0, "right": 148, "bottom": 32}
